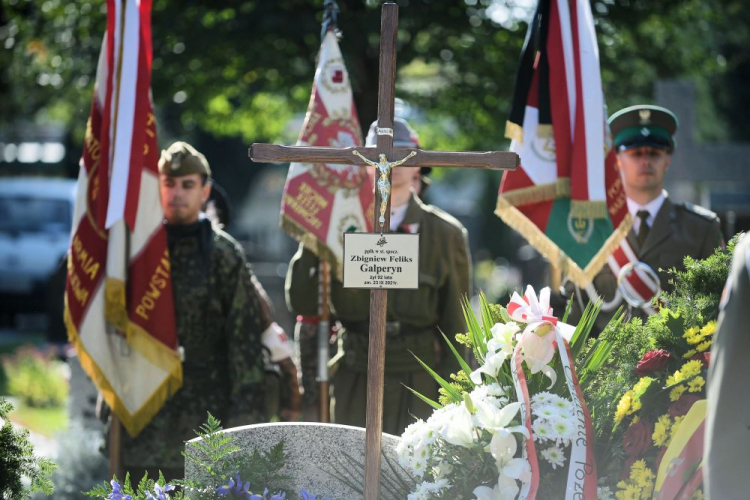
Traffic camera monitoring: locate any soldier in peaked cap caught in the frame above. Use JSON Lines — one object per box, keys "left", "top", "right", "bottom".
{"left": 107, "top": 141, "right": 300, "bottom": 480}
{"left": 286, "top": 117, "right": 471, "bottom": 435}
{"left": 564, "top": 105, "right": 723, "bottom": 332}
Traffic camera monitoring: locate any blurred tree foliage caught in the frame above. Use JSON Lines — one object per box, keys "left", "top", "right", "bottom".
{"left": 2, "top": 0, "right": 748, "bottom": 151}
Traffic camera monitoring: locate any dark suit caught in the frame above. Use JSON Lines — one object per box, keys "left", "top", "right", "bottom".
{"left": 567, "top": 195, "right": 722, "bottom": 330}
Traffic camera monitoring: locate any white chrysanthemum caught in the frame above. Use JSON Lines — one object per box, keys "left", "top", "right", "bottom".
{"left": 532, "top": 419, "right": 554, "bottom": 442}
{"left": 549, "top": 416, "right": 574, "bottom": 443}
{"left": 408, "top": 479, "right": 450, "bottom": 500}
{"left": 552, "top": 397, "right": 573, "bottom": 413}
{"left": 597, "top": 485, "right": 615, "bottom": 500}
{"left": 485, "top": 383, "right": 507, "bottom": 397}
{"left": 531, "top": 391, "right": 554, "bottom": 405}
{"left": 532, "top": 403, "right": 560, "bottom": 420}
{"left": 419, "top": 426, "right": 438, "bottom": 446}
{"left": 541, "top": 445, "right": 566, "bottom": 469}
{"left": 411, "top": 458, "right": 427, "bottom": 478}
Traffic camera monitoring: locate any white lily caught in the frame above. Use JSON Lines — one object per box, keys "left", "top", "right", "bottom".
{"left": 438, "top": 404, "right": 475, "bottom": 448}
{"left": 506, "top": 285, "right": 575, "bottom": 387}
{"left": 470, "top": 349, "right": 510, "bottom": 384}
{"left": 473, "top": 399, "right": 523, "bottom": 433}
{"left": 487, "top": 429, "right": 532, "bottom": 496}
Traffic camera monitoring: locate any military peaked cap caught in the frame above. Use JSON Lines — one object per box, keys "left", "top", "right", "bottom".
{"left": 365, "top": 117, "right": 431, "bottom": 175}
{"left": 158, "top": 141, "right": 211, "bottom": 178}
{"left": 608, "top": 105, "right": 678, "bottom": 153}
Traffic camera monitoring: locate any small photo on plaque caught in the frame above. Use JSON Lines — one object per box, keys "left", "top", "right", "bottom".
{"left": 343, "top": 232, "right": 419, "bottom": 289}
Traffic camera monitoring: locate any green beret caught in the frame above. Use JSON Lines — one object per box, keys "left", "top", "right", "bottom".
{"left": 608, "top": 105, "right": 678, "bottom": 152}
{"left": 158, "top": 141, "right": 211, "bottom": 178}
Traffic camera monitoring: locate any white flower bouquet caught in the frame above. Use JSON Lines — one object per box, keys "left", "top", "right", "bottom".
{"left": 398, "top": 286, "right": 601, "bottom": 500}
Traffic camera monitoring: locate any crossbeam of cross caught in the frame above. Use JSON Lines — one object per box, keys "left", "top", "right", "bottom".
{"left": 249, "top": 3, "right": 518, "bottom": 498}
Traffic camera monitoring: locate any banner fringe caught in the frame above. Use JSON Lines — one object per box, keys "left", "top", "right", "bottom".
{"left": 280, "top": 215, "right": 344, "bottom": 280}
{"left": 65, "top": 294, "right": 183, "bottom": 438}
{"left": 495, "top": 197, "right": 631, "bottom": 287}
{"left": 498, "top": 178, "right": 570, "bottom": 207}
{"left": 570, "top": 200, "right": 608, "bottom": 220}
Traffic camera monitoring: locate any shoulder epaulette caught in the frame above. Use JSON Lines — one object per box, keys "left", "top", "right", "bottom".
{"left": 677, "top": 201, "right": 719, "bottom": 222}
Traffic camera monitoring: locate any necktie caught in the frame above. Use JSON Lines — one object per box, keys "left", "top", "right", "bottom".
{"left": 636, "top": 210, "right": 650, "bottom": 246}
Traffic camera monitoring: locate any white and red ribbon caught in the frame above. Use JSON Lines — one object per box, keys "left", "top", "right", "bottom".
{"left": 507, "top": 286, "right": 597, "bottom": 499}
{"left": 607, "top": 239, "right": 659, "bottom": 314}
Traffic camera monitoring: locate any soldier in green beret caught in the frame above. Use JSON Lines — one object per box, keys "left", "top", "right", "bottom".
{"left": 564, "top": 105, "right": 723, "bottom": 330}
{"left": 112, "top": 141, "right": 299, "bottom": 480}
{"left": 286, "top": 118, "right": 472, "bottom": 435}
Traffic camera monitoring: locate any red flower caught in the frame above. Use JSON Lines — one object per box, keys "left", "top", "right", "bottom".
{"left": 668, "top": 394, "right": 701, "bottom": 418}
{"left": 623, "top": 418, "right": 654, "bottom": 457}
{"left": 634, "top": 349, "right": 671, "bottom": 376}
{"left": 690, "top": 352, "right": 711, "bottom": 369}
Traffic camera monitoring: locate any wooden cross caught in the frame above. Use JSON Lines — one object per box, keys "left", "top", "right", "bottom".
{"left": 249, "top": 3, "right": 517, "bottom": 498}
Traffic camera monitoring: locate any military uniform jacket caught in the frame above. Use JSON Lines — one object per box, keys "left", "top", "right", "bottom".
{"left": 121, "top": 218, "right": 266, "bottom": 468}
{"left": 575, "top": 195, "right": 722, "bottom": 328}
{"left": 286, "top": 192, "right": 471, "bottom": 373}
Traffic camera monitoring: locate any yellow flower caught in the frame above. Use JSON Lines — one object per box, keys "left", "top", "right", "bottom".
{"left": 631, "top": 399, "right": 643, "bottom": 414}
{"left": 615, "top": 391, "right": 634, "bottom": 424}
{"left": 681, "top": 360, "right": 703, "bottom": 378}
{"left": 688, "top": 376, "right": 705, "bottom": 393}
{"left": 670, "top": 385, "right": 687, "bottom": 401}
{"left": 683, "top": 349, "right": 697, "bottom": 359}
{"left": 683, "top": 326, "right": 700, "bottom": 339}
{"left": 653, "top": 415, "right": 672, "bottom": 447}
{"left": 701, "top": 321, "right": 717, "bottom": 336}
{"left": 692, "top": 489, "right": 704, "bottom": 500}
{"left": 696, "top": 340, "right": 712, "bottom": 352}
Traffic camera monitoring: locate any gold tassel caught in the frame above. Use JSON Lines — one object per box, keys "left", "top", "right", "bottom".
{"left": 505, "top": 121, "right": 524, "bottom": 143}
{"left": 570, "top": 200, "right": 608, "bottom": 220}
{"left": 499, "top": 178, "right": 570, "bottom": 207}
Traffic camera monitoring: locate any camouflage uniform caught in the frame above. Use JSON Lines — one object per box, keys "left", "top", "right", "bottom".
{"left": 286, "top": 192, "right": 471, "bottom": 435}
{"left": 120, "top": 218, "right": 266, "bottom": 471}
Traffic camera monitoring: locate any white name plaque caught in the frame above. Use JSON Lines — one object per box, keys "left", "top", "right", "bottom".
{"left": 343, "top": 233, "right": 419, "bottom": 289}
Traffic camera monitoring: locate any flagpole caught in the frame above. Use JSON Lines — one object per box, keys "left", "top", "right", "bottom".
{"left": 318, "top": 261, "right": 331, "bottom": 423}
{"left": 108, "top": 414, "right": 123, "bottom": 478}
{"left": 313, "top": 0, "right": 339, "bottom": 425}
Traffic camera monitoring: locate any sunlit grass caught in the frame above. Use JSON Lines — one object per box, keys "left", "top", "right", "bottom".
{"left": 8, "top": 401, "right": 68, "bottom": 437}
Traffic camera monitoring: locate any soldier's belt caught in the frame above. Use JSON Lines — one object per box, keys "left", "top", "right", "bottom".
{"left": 340, "top": 320, "right": 431, "bottom": 338}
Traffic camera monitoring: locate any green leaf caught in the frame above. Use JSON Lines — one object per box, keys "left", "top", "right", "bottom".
{"left": 402, "top": 383, "right": 441, "bottom": 410}
{"left": 439, "top": 330, "right": 474, "bottom": 385}
{"left": 410, "top": 351, "right": 462, "bottom": 402}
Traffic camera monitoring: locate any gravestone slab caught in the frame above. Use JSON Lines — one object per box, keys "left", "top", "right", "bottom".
{"left": 185, "top": 423, "right": 407, "bottom": 500}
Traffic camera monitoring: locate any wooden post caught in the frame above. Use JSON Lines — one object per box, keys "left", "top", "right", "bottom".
{"left": 363, "top": 4, "right": 398, "bottom": 499}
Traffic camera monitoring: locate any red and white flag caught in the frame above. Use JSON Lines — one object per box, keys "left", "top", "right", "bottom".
{"left": 65, "top": 0, "right": 180, "bottom": 438}
{"left": 280, "top": 30, "right": 374, "bottom": 277}
{"left": 496, "top": 0, "right": 631, "bottom": 288}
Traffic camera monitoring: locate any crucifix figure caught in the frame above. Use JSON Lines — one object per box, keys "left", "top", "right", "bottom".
{"left": 250, "top": 3, "right": 518, "bottom": 498}
{"left": 353, "top": 149, "right": 417, "bottom": 230}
